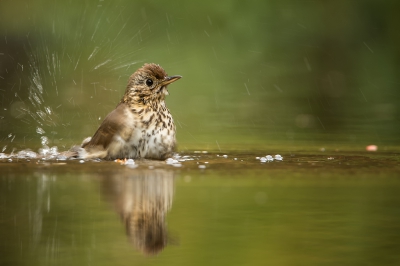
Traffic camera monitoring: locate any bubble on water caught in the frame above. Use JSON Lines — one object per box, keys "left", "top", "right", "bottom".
{"left": 166, "top": 158, "right": 177, "bottom": 164}
{"left": 260, "top": 155, "right": 274, "bottom": 163}
{"left": 166, "top": 157, "right": 182, "bottom": 167}
{"left": 124, "top": 159, "right": 135, "bottom": 165}
{"left": 265, "top": 155, "right": 274, "bottom": 161}
{"left": 274, "top": 154, "right": 283, "bottom": 161}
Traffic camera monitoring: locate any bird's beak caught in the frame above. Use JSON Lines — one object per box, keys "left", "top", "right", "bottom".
{"left": 160, "top": 75, "right": 182, "bottom": 86}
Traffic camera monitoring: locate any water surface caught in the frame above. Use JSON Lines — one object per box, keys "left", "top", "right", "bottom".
{"left": 1, "top": 151, "right": 399, "bottom": 265}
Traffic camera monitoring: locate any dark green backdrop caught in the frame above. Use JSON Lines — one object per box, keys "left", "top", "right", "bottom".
{"left": 1, "top": 0, "right": 399, "bottom": 152}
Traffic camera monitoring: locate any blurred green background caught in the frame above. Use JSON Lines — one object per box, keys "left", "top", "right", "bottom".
{"left": 1, "top": 0, "right": 399, "bottom": 152}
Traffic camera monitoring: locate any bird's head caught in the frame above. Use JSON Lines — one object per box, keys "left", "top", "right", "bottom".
{"left": 124, "top": 63, "right": 181, "bottom": 104}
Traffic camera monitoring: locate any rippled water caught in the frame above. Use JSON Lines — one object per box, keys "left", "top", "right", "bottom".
{"left": 1, "top": 150, "right": 400, "bottom": 265}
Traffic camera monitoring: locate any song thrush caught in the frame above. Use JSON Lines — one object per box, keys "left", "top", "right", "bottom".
{"left": 74, "top": 63, "right": 181, "bottom": 160}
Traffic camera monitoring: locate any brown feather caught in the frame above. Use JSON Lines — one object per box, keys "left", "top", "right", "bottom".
{"left": 82, "top": 103, "right": 128, "bottom": 149}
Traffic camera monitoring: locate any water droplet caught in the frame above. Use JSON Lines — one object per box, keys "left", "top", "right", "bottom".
{"left": 40, "top": 136, "right": 48, "bottom": 146}
{"left": 37, "top": 127, "right": 46, "bottom": 135}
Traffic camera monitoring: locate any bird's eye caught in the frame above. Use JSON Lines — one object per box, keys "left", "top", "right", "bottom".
{"left": 146, "top": 79, "right": 153, "bottom": 87}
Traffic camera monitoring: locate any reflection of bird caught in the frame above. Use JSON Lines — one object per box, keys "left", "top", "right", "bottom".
{"left": 101, "top": 169, "right": 175, "bottom": 255}
{"left": 73, "top": 63, "right": 181, "bottom": 160}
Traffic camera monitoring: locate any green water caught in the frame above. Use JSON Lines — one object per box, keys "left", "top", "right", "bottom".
{"left": 1, "top": 151, "right": 400, "bottom": 265}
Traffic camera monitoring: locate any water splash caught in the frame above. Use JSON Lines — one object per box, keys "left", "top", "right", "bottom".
{"left": 93, "top": 59, "right": 112, "bottom": 70}
{"left": 36, "top": 127, "right": 46, "bottom": 134}
{"left": 41, "top": 136, "right": 49, "bottom": 146}
{"left": 26, "top": 51, "right": 60, "bottom": 132}
{"left": 38, "top": 136, "right": 59, "bottom": 159}
{"left": 16, "top": 150, "right": 38, "bottom": 159}
{"left": 88, "top": 46, "right": 100, "bottom": 60}
{"left": 2, "top": 8, "right": 153, "bottom": 157}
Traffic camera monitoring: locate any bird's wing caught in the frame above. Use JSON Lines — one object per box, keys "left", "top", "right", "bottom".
{"left": 82, "top": 103, "right": 128, "bottom": 149}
